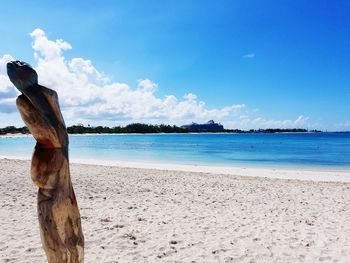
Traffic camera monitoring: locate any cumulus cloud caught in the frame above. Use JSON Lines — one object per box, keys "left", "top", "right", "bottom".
{"left": 0, "top": 28, "right": 247, "bottom": 125}
{"left": 0, "top": 54, "right": 18, "bottom": 112}
{"left": 30, "top": 28, "right": 72, "bottom": 61}
{"left": 0, "top": 54, "right": 16, "bottom": 93}
{"left": 0, "top": 28, "right": 310, "bottom": 129}
{"left": 137, "top": 79, "right": 158, "bottom": 93}
{"left": 225, "top": 115, "right": 311, "bottom": 130}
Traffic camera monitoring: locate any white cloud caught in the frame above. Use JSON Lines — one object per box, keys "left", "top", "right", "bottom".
{"left": 137, "top": 79, "right": 158, "bottom": 93}
{"left": 243, "top": 53, "right": 255, "bottom": 59}
{"left": 0, "top": 54, "right": 16, "bottom": 93}
{"left": 225, "top": 115, "right": 310, "bottom": 130}
{"left": 294, "top": 115, "right": 309, "bottom": 126}
{"left": 30, "top": 28, "right": 72, "bottom": 61}
{"left": 0, "top": 54, "right": 18, "bottom": 113}
{"left": 0, "top": 28, "right": 311, "bottom": 129}
{"left": 5, "top": 28, "right": 248, "bottom": 125}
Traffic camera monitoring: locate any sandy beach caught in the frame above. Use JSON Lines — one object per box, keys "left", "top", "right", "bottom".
{"left": 1, "top": 158, "right": 350, "bottom": 262}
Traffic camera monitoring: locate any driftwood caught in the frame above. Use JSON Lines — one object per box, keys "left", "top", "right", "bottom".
{"left": 7, "top": 61, "right": 84, "bottom": 263}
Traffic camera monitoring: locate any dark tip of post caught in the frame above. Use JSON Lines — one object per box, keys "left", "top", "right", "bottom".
{"left": 6, "top": 62, "right": 15, "bottom": 79}
{"left": 6, "top": 61, "right": 14, "bottom": 71}
{"left": 7, "top": 60, "right": 33, "bottom": 70}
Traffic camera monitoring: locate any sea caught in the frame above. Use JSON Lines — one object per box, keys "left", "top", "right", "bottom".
{"left": 0, "top": 132, "right": 349, "bottom": 169}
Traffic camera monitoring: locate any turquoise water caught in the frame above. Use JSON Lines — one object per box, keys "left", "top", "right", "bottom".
{"left": 0, "top": 133, "right": 350, "bottom": 169}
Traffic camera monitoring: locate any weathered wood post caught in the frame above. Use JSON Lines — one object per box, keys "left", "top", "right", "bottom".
{"left": 7, "top": 61, "right": 84, "bottom": 263}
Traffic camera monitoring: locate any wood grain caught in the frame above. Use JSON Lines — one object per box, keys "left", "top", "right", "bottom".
{"left": 8, "top": 61, "right": 84, "bottom": 263}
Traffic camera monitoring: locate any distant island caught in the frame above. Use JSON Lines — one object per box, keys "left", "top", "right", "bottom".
{"left": 0, "top": 120, "right": 322, "bottom": 135}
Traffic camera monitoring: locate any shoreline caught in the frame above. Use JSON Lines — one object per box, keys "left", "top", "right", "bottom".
{"left": 1, "top": 155, "right": 350, "bottom": 182}
{"left": 2, "top": 131, "right": 350, "bottom": 138}
{"left": 71, "top": 158, "right": 350, "bottom": 183}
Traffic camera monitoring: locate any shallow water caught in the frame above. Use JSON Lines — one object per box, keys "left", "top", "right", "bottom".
{"left": 0, "top": 132, "right": 349, "bottom": 169}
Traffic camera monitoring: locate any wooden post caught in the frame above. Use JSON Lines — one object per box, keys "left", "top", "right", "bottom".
{"left": 7, "top": 61, "right": 84, "bottom": 263}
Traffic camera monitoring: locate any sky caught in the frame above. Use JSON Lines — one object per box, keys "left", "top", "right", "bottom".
{"left": 0, "top": 0, "right": 349, "bottom": 131}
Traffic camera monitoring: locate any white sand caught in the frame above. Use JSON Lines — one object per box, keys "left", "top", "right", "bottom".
{"left": 1, "top": 158, "right": 350, "bottom": 262}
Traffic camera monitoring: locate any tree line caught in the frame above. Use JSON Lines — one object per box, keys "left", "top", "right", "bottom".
{"left": 0, "top": 124, "right": 321, "bottom": 135}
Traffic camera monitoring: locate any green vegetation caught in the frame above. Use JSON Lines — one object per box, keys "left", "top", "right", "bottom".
{"left": 67, "top": 123, "right": 188, "bottom": 134}
{"left": 0, "top": 126, "right": 29, "bottom": 135}
{"left": 0, "top": 124, "right": 321, "bottom": 135}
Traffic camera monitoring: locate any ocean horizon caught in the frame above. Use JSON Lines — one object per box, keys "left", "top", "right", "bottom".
{"left": 1, "top": 132, "right": 349, "bottom": 170}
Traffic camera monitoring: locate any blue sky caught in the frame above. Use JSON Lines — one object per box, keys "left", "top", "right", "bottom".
{"left": 0, "top": 0, "right": 349, "bottom": 130}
